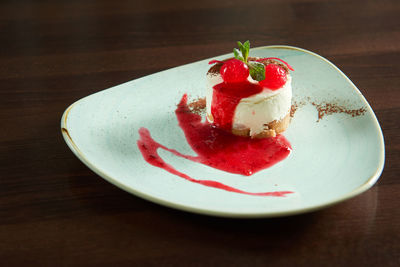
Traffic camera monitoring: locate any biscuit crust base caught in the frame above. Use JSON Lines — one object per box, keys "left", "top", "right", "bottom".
{"left": 231, "top": 113, "right": 291, "bottom": 138}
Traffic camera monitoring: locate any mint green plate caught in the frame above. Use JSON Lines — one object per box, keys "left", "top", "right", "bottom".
{"left": 61, "top": 46, "right": 384, "bottom": 218}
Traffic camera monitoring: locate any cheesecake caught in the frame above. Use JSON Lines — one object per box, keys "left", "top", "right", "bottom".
{"left": 206, "top": 42, "right": 294, "bottom": 138}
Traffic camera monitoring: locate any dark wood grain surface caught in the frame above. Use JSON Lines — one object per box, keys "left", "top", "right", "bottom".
{"left": 1, "top": 0, "right": 399, "bottom": 266}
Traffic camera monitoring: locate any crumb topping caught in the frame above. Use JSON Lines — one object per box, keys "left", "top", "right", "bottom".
{"left": 188, "top": 97, "right": 206, "bottom": 115}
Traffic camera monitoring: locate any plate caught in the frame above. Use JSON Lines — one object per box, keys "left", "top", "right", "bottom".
{"left": 61, "top": 46, "right": 384, "bottom": 218}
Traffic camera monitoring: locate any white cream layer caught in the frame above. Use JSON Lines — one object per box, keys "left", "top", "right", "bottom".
{"left": 206, "top": 73, "right": 292, "bottom": 136}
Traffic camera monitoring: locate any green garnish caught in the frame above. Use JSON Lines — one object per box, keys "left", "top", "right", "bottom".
{"left": 235, "top": 41, "right": 250, "bottom": 63}
{"left": 248, "top": 61, "right": 266, "bottom": 81}
{"left": 233, "top": 48, "right": 244, "bottom": 62}
{"left": 233, "top": 40, "right": 265, "bottom": 81}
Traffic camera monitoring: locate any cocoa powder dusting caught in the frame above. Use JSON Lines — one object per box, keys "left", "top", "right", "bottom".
{"left": 188, "top": 97, "right": 206, "bottom": 115}
{"left": 185, "top": 97, "right": 366, "bottom": 122}
{"left": 249, "top": 57, "right": 290, "bottom": 74}
{"left": 290, "top": 101, "right": 305, "bottom": 117}
{"left": 290, "top": 104, "right": 297, "bottom": 118}
{"left": 311, "top": 102, "right": 366, "bottom": 122}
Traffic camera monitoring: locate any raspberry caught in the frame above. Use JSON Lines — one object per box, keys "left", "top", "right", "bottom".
{"left": 259, "top": 64, "right": 287, "bottom": 90}
{"left": 220, "top": 59, "right": 249, "bottom": 83}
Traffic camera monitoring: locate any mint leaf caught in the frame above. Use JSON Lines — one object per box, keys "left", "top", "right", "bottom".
{"left": 242, "top": 41, "right": 250, "bottom": 63}
{"left": 237, "top": 41, "right": 244, "bottom": 53}
{"left": 236, "top": 41, "right": 250, "bottom": 63}
{"left": 233, "top": 48, "right": 244, "bottom": 61}
{"left": 248, "top": 61, "right": 265, "bottom": 81}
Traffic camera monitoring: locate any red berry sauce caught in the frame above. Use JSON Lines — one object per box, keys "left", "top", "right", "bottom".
{"left": 211, "top": 81, "right": 263, "bottom": 131}
{"left": 137, "top": 94, "right": 292, "bottom": 197}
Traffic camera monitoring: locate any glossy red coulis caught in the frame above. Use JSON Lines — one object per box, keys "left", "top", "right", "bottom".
{"left": 137, "top": 94, "right": 292, "bottom": 197}
{"left": 211, "top": 81, "right": 263, "bottom": 131}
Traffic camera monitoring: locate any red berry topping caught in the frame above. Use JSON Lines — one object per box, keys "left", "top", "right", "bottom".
{"left": 220, "top": 59, "right": 249, "bottom": 83}
{"left": 259, "top": 64, "right": 287, "bottom": 90}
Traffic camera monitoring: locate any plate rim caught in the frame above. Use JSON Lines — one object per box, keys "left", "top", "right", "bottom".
{"left": 61, "top": 45, "right": 385, "bottom": 218}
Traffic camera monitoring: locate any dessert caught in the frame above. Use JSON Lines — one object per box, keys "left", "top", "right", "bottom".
{"left": 136, "top": 41, "right": 294, "bottom": 196}
{"left": 206, "top": 41, "right": 294, "bottom": 138}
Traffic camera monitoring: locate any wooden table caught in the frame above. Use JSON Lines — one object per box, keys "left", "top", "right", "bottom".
{"left": 1, "top": 0, "right": 399, "bottom": 265}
